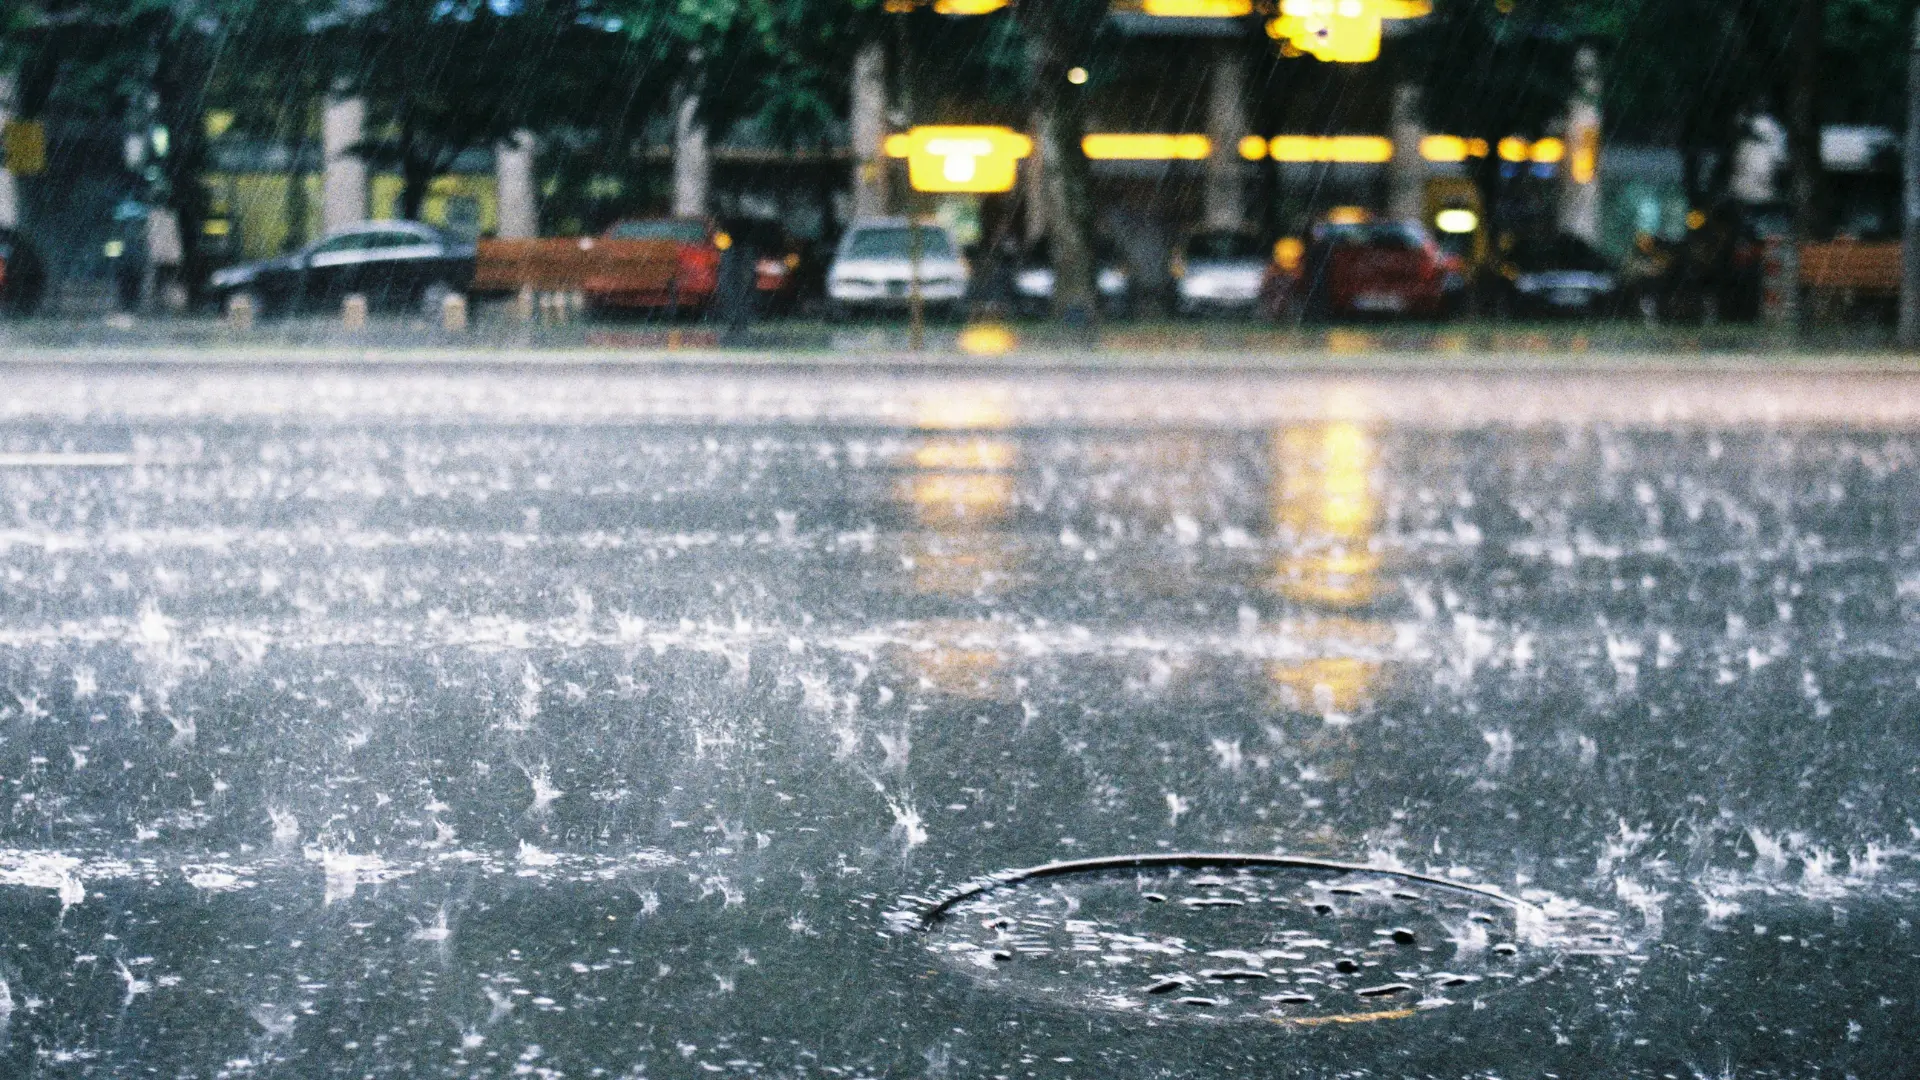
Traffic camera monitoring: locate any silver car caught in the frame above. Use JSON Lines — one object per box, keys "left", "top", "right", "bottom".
{"left": 1173, "top": 230, "right": 1267, "bottom": 315}
{"left": 827, "top": 220, "right": 970, "bottom": 319}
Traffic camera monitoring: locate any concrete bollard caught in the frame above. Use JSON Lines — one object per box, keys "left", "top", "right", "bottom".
{"left": 441, "top": 291, "right": 468, "bottom": 333}
{"left": 514, "top": 285, "right": 535, "bottom": 322}
{"left": 226, "top": 292, "right": 254, "bottom": 331}
{"left": 342, "top": 293, "right": 369, "bottom": 331}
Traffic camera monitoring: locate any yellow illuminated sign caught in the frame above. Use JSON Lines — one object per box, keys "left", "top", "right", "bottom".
{"left": 1266, "top": 135, "right": 1393, "bottom": 163}
{"left": 886, "top": 125, "right": 1032, "bottom": 193}
{"left": 1143, "top": 0, "right": 1252, "bottom": 14}
{"left": 1267, "top": 0, "right": 1431, "bottom": 63}
{"left": 932, "top": 0, "right": 1008, "bottom": 12}
{"left": 1081, "top": 133, "right": 1211, "bottom": 160}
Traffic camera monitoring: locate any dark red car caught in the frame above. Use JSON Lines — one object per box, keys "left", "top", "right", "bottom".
{"left": 1269, "top": 220, "right": 1466, "bottom": 320}
{"left": 591, "top": 218, "right": 726, "bottom": 311}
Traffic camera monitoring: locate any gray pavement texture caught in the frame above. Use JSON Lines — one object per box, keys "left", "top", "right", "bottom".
{"left": 0, "top": 358, "right": 1917, "bottom": 1077}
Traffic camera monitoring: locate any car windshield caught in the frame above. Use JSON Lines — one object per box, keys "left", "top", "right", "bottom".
{"left": 608, "top": 219, "right": 710, "bottom": 243}
{"left": 843, "top": 226, "right": 955, "bottom": 260}
{"left": 1511, "top": 236, "right": 1616, "bottom": 272}
{"left": 1183, "top": 232, "right": 1264, "bottom": 260}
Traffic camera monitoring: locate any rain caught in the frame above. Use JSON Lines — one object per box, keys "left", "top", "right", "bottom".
{"left": 3, "top": 0, "right": 1920, "bottom": 1077}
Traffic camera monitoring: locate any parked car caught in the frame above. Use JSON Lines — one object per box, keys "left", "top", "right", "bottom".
{"left": 0, "top": 228, "right": 46, "bottom": 315}
{"left": 720, "top": 217, "right": 806, "bottom": 314}
{"left": 826, "top": 219, "right": 969, "bottom": 319}
{"left": 208, "top": 221, "right": 474, "bottom": 316}
{"left": 1285, "top": 219, "right": 1465, "bottom": 320}
{"left": 1172, "top": 231, "right": 1267, "bottom": 315}
{"left": 1013, "top": 236, "right": 1133, "bottom": 317}
{"left": 1492, "top": 233, "right": 1623, "bottom": 317}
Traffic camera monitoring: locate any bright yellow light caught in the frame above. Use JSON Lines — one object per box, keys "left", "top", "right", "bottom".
{"left": 1529, "top": 136, "right": 1565, "bottom": 164}
{"left": 1081, "top": 133, "right": 1211, "bottom": 160}
{"left": 104, "top": 240, "right": 125, "bottom": 259}
{"left": 204, "top": 110, "right": 236, "bottom": 139}
{"left": 1496, "top": 136, "right": 1530, "bottom": 163}
{"left": 1686, "top": 209, "right": 1707, "bottom": 230}
{"left": 1419, "top": 135, "right": 1468, "bottom": 162}
{"left": 1267, "top": 135, "right": 1393, "bottom": 163}
{"left": 932, "top": 0, "right": 1008, "bottom": 11}
{"left": 1143, "top": 0, "right": 1252, "bottom": 14}
{"left": 201, "top": 219, "right": 232, "bottom": 237}
{"left": 1066, "top": 66, "right": 1089, "bottom": 84}
{"left": 1238, "top": 135, "right": 1269, "bottom": 160}
{"left": 887, "top": 125, "right": 1032, "bottom": 193}
{"left": 1266, "top": 0, "right": 1428, "bottom": 63}
{"left": 1273, "top": 236, "right": 1304, "bottom": 271}
{"left": 1434, "top": 208, "right": 1478, "bottom": 234}
{"left": 1571, "top": 126, "right": 1598, "bottom": 184}
{"left": 1325, "top": 205, "right": 1371, "bottom": 226}
{"left": 713, "top": 231, "right": 733, "bottom": 251}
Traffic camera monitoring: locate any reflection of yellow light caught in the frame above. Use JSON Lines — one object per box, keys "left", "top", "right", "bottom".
{"left": 1325, "top": 205, "right": 1371, "bottom": 226}
{"left": 1496, "top": 137, "right": 1530, "bottom": 163}
{"left": 913, "top": 437, "right": 1016, "bottom": 471}
{"left": 1082, "top": 133, "right": 1211, "bottom": 160}
{"left": 932, "top": 0, "right": 1008, "bottom": 12}
{"left": 1271, "top": 420, "right": 1380, "bottom": 610}
{"left": 1529, "top": 137, "right": 1564, "bottom": 164}
{"left": 1269, "top": 656, "right": 1381, "bottom": 714}
{"left": 1266, "top": 135, "right": 1393, "bottom": 163}
{"left": 886, "top": 125, "right": 1032, "bottom": 193}
{"left": 958, "top": 323, "right": 1018, "bottom": 355}
{"left": 1266, "top": 0, "right": 1430, "bottom": 64}
{"left": 1273, "top": 236, "right": 1304, "bottom": 271}
{"left": 1434, "top": 208, "right": 1478, "bottom": 234}
{"left": 901, "top": 473, "right": 1014, "bottom": 529}
{"left": 915, "top": 390, "right": 1011, "bottom": 431}
{"left": 1144, "top": 0, "right": 1252, "bottom": 14}
{"left": 1325, "top": 329, "right": 1374, "bottom": 355}
{"left": 1238, "top": 135, "right": 1269, "bottom": 160}
{"left": 1066, "top": 66, "right": 1089, "bottom": 85}
{"left": 892, "top": 620, "right": 1011, "bottom": 697}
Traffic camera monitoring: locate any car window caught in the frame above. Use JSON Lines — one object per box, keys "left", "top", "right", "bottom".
{"left": 1183, "top": 233, "right": 1263, "bottom": 260}
{"left": 608, "top": 219, "right": 710, "bottom": 243}
{"left": 311, "top": 233, "right": 373, "bottom": 255}
{"left": 369, "top": 231, "right": 430, "bottom": 250}
{"left": 843, "top": 227, "right": 956, "bottom": 260}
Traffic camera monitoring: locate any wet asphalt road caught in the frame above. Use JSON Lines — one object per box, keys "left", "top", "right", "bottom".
{"left": 0, "top": 361, "right": 1917, "bottom": 1078}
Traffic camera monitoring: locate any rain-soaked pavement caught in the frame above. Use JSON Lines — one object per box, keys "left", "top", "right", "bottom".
{"left": 0, "top": 360, "right": 1917, "bottom": 1078}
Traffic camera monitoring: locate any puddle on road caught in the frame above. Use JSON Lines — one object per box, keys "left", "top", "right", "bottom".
{"left": 904, "top": 854, "right": 1629, "bottom": 1026}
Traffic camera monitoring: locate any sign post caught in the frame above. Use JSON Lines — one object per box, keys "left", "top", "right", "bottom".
{"left": 886, "top": 126, "right": 1032, "bottom": 349}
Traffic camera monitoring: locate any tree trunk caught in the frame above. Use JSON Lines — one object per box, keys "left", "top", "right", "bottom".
{"left": 1787, "top": 0, "right": 1825, "bottom": 244}
{"left": 399, "top": 111, "right": 430, "bottom": 222}
{"left": 1024, "top": 23, "right": 1096, "bottom": 327}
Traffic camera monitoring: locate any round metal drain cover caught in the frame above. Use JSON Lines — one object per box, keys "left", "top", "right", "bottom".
{"left": 906, "top": 854, "right": 1616, "bottom": 1025}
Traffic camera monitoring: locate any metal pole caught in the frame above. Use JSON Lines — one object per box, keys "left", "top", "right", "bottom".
{"left": 908, "top": 210, "right": 925, "bottom": 352}
{"left": 1900, "top": 9, "right": 1920, "bottom": 349}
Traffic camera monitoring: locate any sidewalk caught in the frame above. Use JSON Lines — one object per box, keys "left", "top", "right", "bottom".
{"left": 0, "top": 312, "right": 1912, "bottom": 373}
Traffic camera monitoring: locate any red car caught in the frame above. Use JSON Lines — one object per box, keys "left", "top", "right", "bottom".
{"left": 590, "top": 218, "right": 726, "bottom": 311}
{"left": 1268, "top": 220, "right": 1466, "bottom": 320}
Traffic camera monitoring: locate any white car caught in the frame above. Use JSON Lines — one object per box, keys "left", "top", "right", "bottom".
{"left": 827, "top": 219, "right": 970, "bottom": 318}
{"left": 1173, "top": 231, "right": 1267, "bottom": 315}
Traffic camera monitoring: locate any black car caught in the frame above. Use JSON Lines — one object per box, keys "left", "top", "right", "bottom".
{"left": 0, "top": 228, "right": 46, "bottom": 315}
{"left": 1013, "top": 236, "right": 1133, "bottom": 317}
{"left": 207, "top": 221, "right": 475, "bottom": 316}
{"left": 1493, "top": 233, "right": 1623, "bottom": 317}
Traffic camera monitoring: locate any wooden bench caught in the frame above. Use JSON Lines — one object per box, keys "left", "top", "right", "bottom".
{"left": 1799, "top": 240, "right": 1900, "bottom": 296}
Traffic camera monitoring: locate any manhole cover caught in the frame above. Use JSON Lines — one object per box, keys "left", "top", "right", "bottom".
{"left": 901, "top": 854, "right": 1622, "bottom": 1025}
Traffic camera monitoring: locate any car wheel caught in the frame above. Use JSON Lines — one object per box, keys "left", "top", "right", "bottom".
{"left": 226, "top": 289, "right": 268, "bottom": 322}
{"left": 418, "top": 280, "right": 456, "bottom": 318}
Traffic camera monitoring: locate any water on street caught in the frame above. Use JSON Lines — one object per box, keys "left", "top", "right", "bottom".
{"left": 0, "top": 361, "right": 1916, "bottom": 1077}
